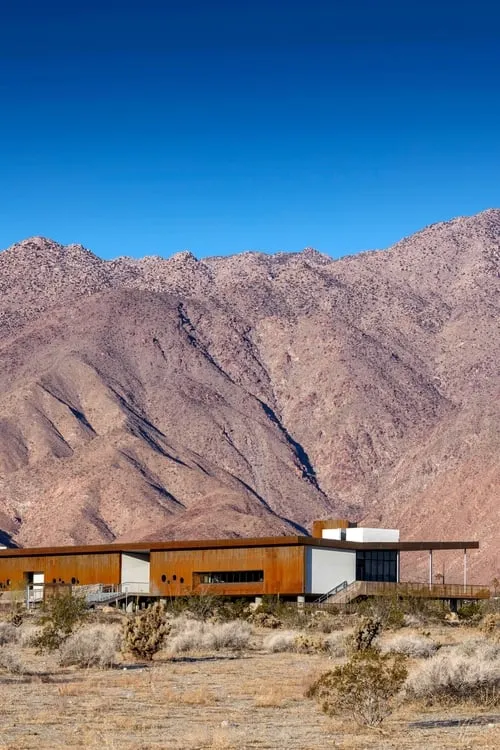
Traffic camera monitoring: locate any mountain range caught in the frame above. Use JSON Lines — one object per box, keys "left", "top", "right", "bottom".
{"left": 0, "top": 209, "right": 498, "bottom": 582}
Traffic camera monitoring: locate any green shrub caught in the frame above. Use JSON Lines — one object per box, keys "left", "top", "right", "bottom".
{"left": 457, "top": 601, "right": 482, "bottom": 622}
{"left": 32, "top": 593, "right": 87, "bottom": 652}
{"left": 307, "top": 649, "right": 407, "bottom": 726}
{"left": 123, "top": 602, "right": 170, "bottom": 660}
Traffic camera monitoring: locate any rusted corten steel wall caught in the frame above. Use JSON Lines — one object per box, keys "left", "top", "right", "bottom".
{"left": 0, "top": 552, "right": 121, "bottom": 589}
{"left": 150, "top": 545, "right": 305, "bottom": 597}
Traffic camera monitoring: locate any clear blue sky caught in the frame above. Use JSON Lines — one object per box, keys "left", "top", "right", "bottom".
{"left": 0, "top": 0, "right": 499, "bottom": 259}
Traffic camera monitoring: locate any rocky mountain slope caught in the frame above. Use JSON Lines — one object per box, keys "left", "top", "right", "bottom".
{"left": 0, "top": 210, "right": 499, "bottom": 581}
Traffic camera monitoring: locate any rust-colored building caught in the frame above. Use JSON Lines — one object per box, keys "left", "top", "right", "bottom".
{"left": 0, "top": 521, "right": 484, "bottom": 603}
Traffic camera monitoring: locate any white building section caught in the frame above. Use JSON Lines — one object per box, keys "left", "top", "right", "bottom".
{"left": 120, "top": 553, "right": 150, "bottom": 593}
{"left": 321, "top": 528, "right": 343, "bottom": 540}
{"left": 305, "top": 547, "right": 356, "bottom": 595}
{"left": 345, "top": 527, "right": 400, "bottom": 543}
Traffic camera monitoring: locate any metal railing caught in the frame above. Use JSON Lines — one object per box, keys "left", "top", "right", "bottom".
{"left": 25, "top": 581, "right": 150, "bottom": 608}
{"left": 311, "top": 579, "right": 491, "bottom": 608}
{"left": 314, "top": 580, "right": 348, "bottom": 605}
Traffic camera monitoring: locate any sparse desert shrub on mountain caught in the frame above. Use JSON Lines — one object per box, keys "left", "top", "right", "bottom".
{"left": 405, "top": 646, "right": 500, "bottom": 707}
{"left": 307, "top": 650, "right": 407, "bottom": 727}
{"left": 59, "top": 625, "right": 120, "bottom": 668}
{"left": 123, "top": 602, "right": 170, "bottom": 661}
{"left": 381, "top": 634, "right": 438, "bottom": 659}
{"left": 0, "top": 622, "right": 20, "bottom": 646}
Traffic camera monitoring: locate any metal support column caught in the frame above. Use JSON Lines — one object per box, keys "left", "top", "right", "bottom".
{"left": 464, "top": 548, "right": 467, "bottom": 590}
{"left": 428, "top": 549, "right": 433, "bottom": 587}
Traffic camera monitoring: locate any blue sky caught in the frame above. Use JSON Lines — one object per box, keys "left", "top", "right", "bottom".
{"left": 0, "top": 0, "right": 499, "bottom": 259}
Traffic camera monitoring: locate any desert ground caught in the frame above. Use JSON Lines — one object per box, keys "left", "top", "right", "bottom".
{"left": 1, "top": 599, "right": 499, "bottom": 750}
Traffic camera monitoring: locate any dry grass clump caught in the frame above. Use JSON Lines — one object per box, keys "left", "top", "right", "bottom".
{"left": 204, "top": 620, "right": 252, "bottom": 651}
{"left": 381, "top": 634, "right": 438, "bottom": 659}
{"left": 263, "top": 630, "right": 348, "bottom": 656}
{"left": 480, "top": 612, "right": 500, "bottom": 638}
{"left": 262, "top": 630, "right": 296, "bottom": 653}
{"left": 168, "top": 618, "right": 251, "bottom": 654}
{"left": 0, "top": 621, "right": 20, "bottom": 645}
{"left": 59, "top": 625, "right": 120, "bottom": 668}
{"left": 405, "top": 642, "right": 500, "bottom": 707}
{"left": 0, "top": 648, "right": 26, "bottom": 674}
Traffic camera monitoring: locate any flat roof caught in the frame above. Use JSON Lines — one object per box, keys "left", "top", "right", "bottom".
{"left": 0, "top": 536, "right": 480, "bottom": 558}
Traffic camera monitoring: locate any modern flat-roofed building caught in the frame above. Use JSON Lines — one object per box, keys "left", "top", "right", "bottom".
{"left": 0, "top": 519, "right": 487, "bottom": 607}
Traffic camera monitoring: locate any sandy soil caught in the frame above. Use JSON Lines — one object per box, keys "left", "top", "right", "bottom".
{"left": 0, "top": 642, "right": 499, "bottom": 749}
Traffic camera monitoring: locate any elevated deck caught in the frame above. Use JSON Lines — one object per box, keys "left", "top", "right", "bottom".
{"left": 318, "top": 580, "right": 490, "bottom": 607}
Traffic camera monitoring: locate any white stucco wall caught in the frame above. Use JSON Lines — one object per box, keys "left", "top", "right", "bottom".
{"left": 345, "top": 527, "right": 400, "bottom": 543}
{"left": 121, "top": 553, "right": 150, "bottom": 593}
{"left": 305, "top": 547, "right": 356, "bottom": 595}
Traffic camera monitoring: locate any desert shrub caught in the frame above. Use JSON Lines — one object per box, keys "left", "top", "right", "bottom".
{"left": 59, "top": 625, "right": 120, "bottom": 668}
{"left": 480, "top": 613, "right": 500, "bottom": 638}
{"left": 405, "top": 647, "right": 500, "bottom": 706}
{"left": 454, "top": 638, "right": 500, "bottom": 661}
{"left": 32, "top": 593, "right": 88, "bottom": 652}
{"left": 325, "top": 631, "right": 349, "bottom": 658}
{"left": 307, "top": 650, "right": 407, "bottom": 726}
{"left": 0, "top": 649, "right": 26, "bottom": 674}
{"left": 313, "top": 614, "right": 343, "bottom": 634}
{"left": 204, "top": 621, "right": 251, "bottom": 651}
{"left": 123, "top": 601, "right": 170, "bottom": 660}
{"left": 263, "top": 630, "right": 296, "bottom": 653}
{"left": 168, "top": 618, "right": 251, "bottom": 654}
{"left": 381, "top": 634, "right": 438, "bottom": 659}
{"left": 8, "top": 601, "right": 26, "bottom": 628}
{"left": 263, "top": 629, "right": 348, "bottom": 656}
{"left": 347, "top": 617, "right": 382, "bottom": 653}
{"left": 19, "top": 624, "right": 41, "bottom": 648}
{"left": 293, "top": 633, "right": 329, "bottom": 654}
{"left": 249, "top": 611, "right": 282, "bottom": 629}
{"left": 457, "top": 601, "right": 482, "bottom": 622}
{"left": 168, "top": 619, "right": 206, "bottom": 654}
{"left": 355, "top": 597, "right": 405, "bottom": 629}
{"left": 0, "top": 622, "right": 20, "bottom": 646}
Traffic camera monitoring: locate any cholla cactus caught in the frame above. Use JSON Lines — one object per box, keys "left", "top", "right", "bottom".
{"left": 349, "top": 616, "right": 382, "bottom": 653}
{"left": 123, "top": 602, "right": 170, "bottom": 660}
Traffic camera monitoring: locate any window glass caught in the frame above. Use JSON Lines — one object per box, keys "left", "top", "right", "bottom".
{"left": 195, "top": 570, "right": 264, "bottom": 584}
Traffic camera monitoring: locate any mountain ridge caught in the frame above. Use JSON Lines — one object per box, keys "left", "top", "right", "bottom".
{"left": 0, "top": 209, "right": 498, "bottom": 581}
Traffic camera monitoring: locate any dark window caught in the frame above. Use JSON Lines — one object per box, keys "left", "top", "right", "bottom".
{"left": 172, "top": 575, "right": 177, "bottom": 581}
{"left": 71, "top": 577, "right": 76, "bottom": 585}
{"left": 180, "top": 577, "right": 184, "bottom": 584}
{"left": 356, "top": 551, "right": 397, "bottom": 582}
{"left": 161, "top": 574, "right": 167, "bottom": 583}
{"left": 195, "top": 570, "right": 264, "bottom": 585}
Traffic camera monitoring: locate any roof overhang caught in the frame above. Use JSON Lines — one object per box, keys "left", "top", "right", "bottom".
{"left": 0, "top": 535, "right": 480, "bottom": 558}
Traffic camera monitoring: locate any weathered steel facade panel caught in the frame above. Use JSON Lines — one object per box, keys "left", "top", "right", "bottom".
{"left": 150, "top": 545, "right": 305, "bottom": 596}
{"left": 0, "top": 552, "right": 120, "bottom": 589}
